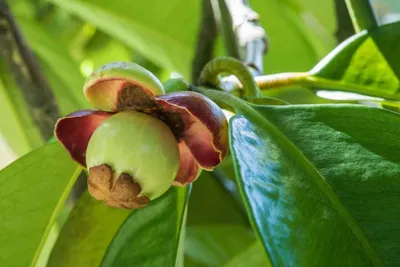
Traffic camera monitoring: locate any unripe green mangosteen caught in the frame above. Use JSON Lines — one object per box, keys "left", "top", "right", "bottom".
{"left": 84, "top": 62, "right": 165, "bottom": 112}
{"left": 86, "top": 110, "right": 180, "bottom": 208}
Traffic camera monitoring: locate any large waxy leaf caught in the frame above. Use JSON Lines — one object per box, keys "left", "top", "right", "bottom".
{"left": 311, "top": 21, "right": 400, "bottom": 100}
{"left": 50, "top": 160, "right": 244, "bottom": 267}
{"left": 49, "top": 0, "right": 201, "bottom": 78}
{"left": 47, "top": 191, "right": 131, "bottom": 267}
{"left": 0, "top": 142, "right": 81, "bottom": 267}
{"left": 230, "top": 104, "right": 400, "bottom": 266}
{"left": 101, "top": 186, "right": 190, "bottom": 267}
{"left": 48, "top": 0, "right": 335, "bottom": 79}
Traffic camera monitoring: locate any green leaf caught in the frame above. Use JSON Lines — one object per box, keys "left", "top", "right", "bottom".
{"left": 0, "top": 142, "right": 81, "bottom": 267}
{"left": 311, "top": 21, "right": 400, "bottom": 100}
{"left": 49, "top": 0, "right": 201, "bottom": 78}
{"left": 84, "top": 34, "right": 133, "bottom": 71}
{"left": 224, "top": 242, "right": 271, "bottom": 267}
{"left": 185, "top": 169, "right": 253, "bottom": 266}
{"left": 101, "top": 186, "right": 190, "bottom": 267}
{"left": 230, "top": 104, "right": 400, "bottom": 266}
{"left": 294, "top": 0, "right": 336, "bottom": 35}
{"left": 251, "top": 0, "right": 335, "bottom": 74}
{"left": 14, "top": 17, "right": 87, "bottom": 113}
{"left": 47, "top": 191, "right": 131, "bottom": 267}
{"left": 0, "top": 60, "right": 43, "bottom": 155}
{"left": 187, "top": 171, "right": 246, "bottom": 226}
{"left": 185, "top": 225, "right": 255, "bottom": 266}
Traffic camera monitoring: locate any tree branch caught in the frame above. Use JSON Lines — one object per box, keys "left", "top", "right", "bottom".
{"left": 213, "top": 0, "right": 241, "bottom": 59}
{"left": 199, "top": 0, "right": 269, "bottom": 225}
{"left": 0, "top": 0, "right": 60, "bottom": 140}
{"left": 218, "top": 0, "right": 267, "bottom": 76}
{"left": 191, "top": 0, "right": 218, "bottom": 83}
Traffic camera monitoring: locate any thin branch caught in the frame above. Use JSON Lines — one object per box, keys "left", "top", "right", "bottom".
{"left": 202, "top": 0, "right": 269, "bottom": 226}
{"left": 225, "top": 0, "right": 267, "bottom": 76}
{"left": 211, "top": 0, "right": 241, "bottom": 59}
{"left": 0, "top": 0, "right": 60, "bottom": 140}
{"left": 191, "top": 0, "right": 249, "bottom": 224}
{"left": 211, "top": 0, "right": 269, "bottom": 72}
{"left": 191, "top": 0, "right": 218, "bottom": 83}
{"left": 252, "top": 72, "right": 400, "bottom": 101}
{"left": 334, "top": 0, "right": 355, "bottom": 43}
{"left": 345, "top": 0, "right": 378, "bottom": 32}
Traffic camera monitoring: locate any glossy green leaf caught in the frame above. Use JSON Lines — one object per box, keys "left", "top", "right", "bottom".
{"left": 0, "top": 142, "right": 81, "bottom": 267}
{"left": 230, "top": 104, "right": 400, "bottom": 266}
{"left": 48, "top": 191, "right": 131, "bottom": 267}
{"left": 48, "top": 0, "right": 335, "bottom": 78}
{"left": 101, "top": 186, "right": 190, "bottom": 267}
{"left": 185, "top": 225, "right": 255, "bottom": 266}
{"left": 49, "top": 0, "right": 201, "bottom": 78}
{"left": 311, "top": 21, "right": 400, "bottom": 100}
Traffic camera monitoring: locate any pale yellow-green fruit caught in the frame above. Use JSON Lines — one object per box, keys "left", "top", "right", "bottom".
{"left": 83, "top": 62, "right": 165, "bottom": 111}
{"left": 86, "top": 110, "right": 180, "bottom": 200}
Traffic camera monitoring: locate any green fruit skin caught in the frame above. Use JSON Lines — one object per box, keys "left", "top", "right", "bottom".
{"left": 85, "top": 62, "right": 165, "bottom": 95}
{"left": 84, "top": 62, "right": 165, "bottom": 111}
{"left": 86, "top": 110, "right": 180, "bottom": 200}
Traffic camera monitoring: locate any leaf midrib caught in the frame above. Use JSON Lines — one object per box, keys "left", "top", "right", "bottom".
{"left": 173, "top": 187, "right": 189, "bottom": 267}
{"left": 30, "top": 165, "right": 81, "bottom": 267}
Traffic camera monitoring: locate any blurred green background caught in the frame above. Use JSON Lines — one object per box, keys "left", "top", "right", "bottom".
{"left": 0, "top": 0, "right": 399, "bottom": 168}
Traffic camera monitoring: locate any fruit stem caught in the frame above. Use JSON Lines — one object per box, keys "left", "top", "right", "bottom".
{"left": 254, "top": 72, "right": 400, "bottom": 101}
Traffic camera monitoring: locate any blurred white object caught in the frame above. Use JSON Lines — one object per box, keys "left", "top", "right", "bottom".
{"left": 317, "top": 90, "right": 384, "bottom": 101}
